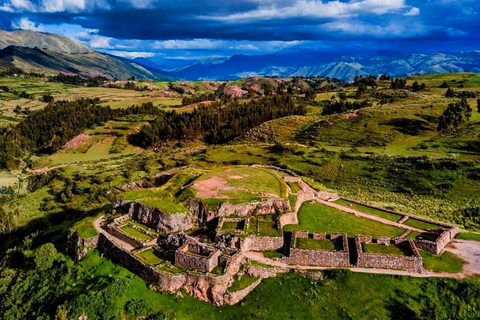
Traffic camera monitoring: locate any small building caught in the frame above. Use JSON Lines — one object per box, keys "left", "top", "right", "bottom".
{"left": 175, "top": 241, "right": 221, "bottom": 273}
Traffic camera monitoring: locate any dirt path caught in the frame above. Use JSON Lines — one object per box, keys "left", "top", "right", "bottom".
{"left": 245, "top": 252, "right": 466, "bottom": 279}
{"left": 93, "top": 216, "right": 136, "bottom": 251}
{"left": 316, "top": 199, "right": 426, "bottom": 233}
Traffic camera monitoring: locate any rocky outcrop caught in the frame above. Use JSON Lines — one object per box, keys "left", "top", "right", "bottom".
{"left": 246, "top": 265, "right": 288, "bottom": 278}
{"left": 218, "top": 199, "right": 290, "bottom": 217}
{"left": 67, "top": 230, "right": 99, "bottom": 261}
{"left": 114, "top": 199, "right": 198, "bottom": 233}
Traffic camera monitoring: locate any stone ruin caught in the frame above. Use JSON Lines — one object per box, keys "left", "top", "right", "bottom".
{"left": 175, "top": 241, "right": 222, "bottom": 273}
{"left": 355, "top": 235, "right": 423, "bottom": 273}
{"left": 283, "top": 230, "right": 350, "bottom": 267}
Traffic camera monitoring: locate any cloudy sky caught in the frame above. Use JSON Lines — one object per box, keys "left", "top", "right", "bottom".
{"left": 0, "top": 0, "right": 478, "bottom": 63}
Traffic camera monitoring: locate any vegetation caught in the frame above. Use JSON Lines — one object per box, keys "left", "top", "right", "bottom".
{"left": 334, "top": 199, "right": 401, "bottom": 222}
{"left": 295, "top": 237, "right": 340, "bottom": 251}
{"left": 362, "top": 243, "right": 412, "bottom": 256}
{"left": 284, "top": 203, "right": 405, "bottom": 238}
{"left": 229, "top": 274, "right": 259, "bottom": 292}
{"left": 120, "top": 225, "right": 153, "bottom": 241}
{"left": 420, "top": 250, "right": 465, "bottom": 273}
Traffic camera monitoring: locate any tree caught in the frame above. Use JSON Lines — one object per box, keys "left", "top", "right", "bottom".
{"left": 412, "top": 81, "right": 426, "bottom": 92}
{"left": 34, "top": 243, "right": 60, "bottom": 271}
{"left": 0, "top": 206, "right": 15, "bottom": 234}
{"left": 304, "top": 88, "right": 316, "bottom": 102}
{"left": 337, "top": 91, "right": 347, "bottom": 101}
{"left": 445, "top": 88, "right": 455, "bottom": 98}
{"left": 438, "top": 98, "right": 472, "bottom": 133}
{"left": 42, "top": 94, "right": 54, "bottom": 103}
{"left": 356, "top": 84, "right": 367, "bottom": 98}
{"left": 13, "top": 105, "right": 22, "bottom": 114}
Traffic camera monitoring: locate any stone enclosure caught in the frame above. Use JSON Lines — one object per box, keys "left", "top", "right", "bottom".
{"left": 68, "top": 165, "right": 461, "bottom": 306}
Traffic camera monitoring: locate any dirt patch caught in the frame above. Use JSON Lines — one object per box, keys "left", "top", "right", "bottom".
{"left": 64, "top": 133, "right": 90, "bottom": 149}
{"left": 192, "top": 176, "right": 229, "bottom": 198}
{"left": 227, "top": 175, "right": 244, "bottom": 180}
{"left": 446, "top": 240, "right": 480, "bottom": 275}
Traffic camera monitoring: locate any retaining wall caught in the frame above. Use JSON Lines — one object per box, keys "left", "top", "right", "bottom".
{"left": 355, "top": 236, "right": 423, "bottom": 273}
{"left": 284, "top": 232, "right": 350, "bottom": 267}
{"left": 414, "top": 227, "right": 460, "bottom": 255}
{"left": 67, "top": 230, "right": 99, "bottom": 261}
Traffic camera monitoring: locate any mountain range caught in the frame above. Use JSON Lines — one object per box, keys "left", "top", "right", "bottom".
{"left": 1, "top": 29, "right": 480, "bottom": 81}
{"left": 167, "top": 51, "right": 480, "bottom": 81}
{"left": 0, "top": 29, "right": 175, "bottom": 80}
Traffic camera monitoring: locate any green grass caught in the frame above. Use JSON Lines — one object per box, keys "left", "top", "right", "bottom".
{"left": 137, "top": 248, "right": 163, "bottom": 265}
{"left": 229, "top": 274, "right": 260, "bottom": 292}
{"left": 284, "top": 203, "right": 405, "bottom": 238}
{"left": 403, "top": 218, "right": 443, "bottom": 231}
{"left": 262, "top": 250, "right": 286, "bottom": 258}
{"left": 74, "top": 251, "right": 480, "bottom": 319}
{"left": 420, "top": 250, "right": 465, "bottom": 273}
{"left": 362, "top": 243, "right": 412, "bottom": 256}
{"left": 456, "top": 232, "right": 480, "bottom": 242}
{"left": 192, "top": 166, "right": 287, "bottom": 201}
{"left": 406, "top": 231, "right": 440, "bottom": 242}
{"left": 247, "top": 215, "right": 282, "bottom": 237}
{"left": 295, "top": 237, "right": 340, "bottom": 251}
{"left": 221, "top": 221, "right": 245, "bottom": 230}
{"left": 287, "top": 181, "right": 301, "bottom": 193}
{"left": 288, "top": 194, "right": 297, "bottom": 210}
{"left": 335, "top": 199, "right": 401, "bottom": 222}
{"left": 120, "top": 225, "right": 154, "bottom": 241}
{"left": 72, "top": 213, "right": 101, "bottom": 238}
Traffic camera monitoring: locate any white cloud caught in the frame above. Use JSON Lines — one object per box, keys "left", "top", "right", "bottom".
{"left": 404, "top": 7, "right": 420, "bottom": 16}
{"left": 11, "top": 17, "right": 44, "bottom": 31}
{"left": 204, "top": 0, "right": 406, "bottom": 22}
{"left": 106, "top": 50, "right": 156, "bottom": 58}
{"left": 0, "top": 0, "right": 110, "bottom": 12}
{"left": 320, "top": 20, "right": 426, "bottom": 37}
{"left": 88, "top": 35, "right": 111, "bottom": 48}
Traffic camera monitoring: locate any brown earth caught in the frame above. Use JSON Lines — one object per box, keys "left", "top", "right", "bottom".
{"left": 63, "top": 133, "right": 90, "bottom": 149}
{"left": 192, "top": 176, "right": 229, "bottom": 198}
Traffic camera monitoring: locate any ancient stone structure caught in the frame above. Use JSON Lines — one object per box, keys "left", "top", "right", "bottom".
{"left": 114, "top": 199, "right": 198, "bottom": 233}
{"left": 284, "top": 231, "right": 350, "bottom": 267}
{"left": 175, "top": 241, "right": 221, "bottom": 273}
{"left": 67, "top": 230, "right": 99, "bottom": 261}
{"left": 377, "top": 236, "right": 391, "bottom": 245}
{"left": 355, "top": 235, "right": 423, "bottom": 273}
{"left": 414, "top": 227, "right": 460, "bottom": 255}
{"left": 217, "top": 199, "right": 290, "bottom": 217}
{"left": 245, "top": 265, "right": 288, "bottom": 278}
{"left": 216, "top": 217, "right": 249, "bottom": 237}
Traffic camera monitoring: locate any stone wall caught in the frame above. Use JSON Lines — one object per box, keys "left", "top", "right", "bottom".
{"left": 217, "top": 199, "right": 290, "bottom": 217}
{"left": 175, "top": 242, "right": 221, "bottom": 273}
{"left": 284, "top": 232, "right": 350, "bottom": 267}
{"left": 105, "top": 224, "right": 156, "bottom": 249}
{"left": 97, "top": 234, "right": 239, "bottom": 305}
{"left": 245, "top": 265, "right": 288, "bottom": 278}
{"left": 114, "top": 199, "right": 197, "bottom": 233}
{"left": 414, "top": 227, "right": 460, "bottom": 255}
{"left": 243, "top": 235, "right": 285, "bottom": 251}
{"left": 224, "top": 277, "right": 262, "bottom": 305}
{"left": 67, "top": 230, "right": 99, "bottom": 261}
{"left": 355, "top": 236, "right": 423, "bottom": 273}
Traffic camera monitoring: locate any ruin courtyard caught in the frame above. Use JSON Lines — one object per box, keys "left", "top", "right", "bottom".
{"left": 68, "top": 165, "right": 473, "bottom": 306}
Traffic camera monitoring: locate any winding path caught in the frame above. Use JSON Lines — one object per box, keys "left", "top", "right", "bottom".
{"left": 93, "top": 216, "right": 136, "bottom": 251}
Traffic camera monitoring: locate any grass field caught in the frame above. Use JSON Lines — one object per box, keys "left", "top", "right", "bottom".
{"left": 406, "top": 231, "right": 440, "bottom": 242}
{"left": 403, "top": 218, "right": 443, "bottom": 231}
{"left": 362, "top": 243, "right": 412, "bottom": 256}
{"left": 247, "top": 215, "right": 282, "bottom": 237}
{"left": 334, "top": 199, "right": 402, "bottom": 222}
{"left": 137, "top": 248, "right": 163, "bottom": 265}
{"left": 420, "top": 250, "right": 465, "bottom": 273}
{"left": 456, "top": 232, "right": 480, "bottom": 242}
{"left": 284, "top": 203, "right": 405, "bottom": 238}
{"left": 229, "top": 274, "right": 260, "bottom": 292}
{"left": 120, "top": 225, "right": 153, "bottom": 241}
{"left": 295, "top": 237, "right": 340, "bottom": 251}
{"left": 72, "top": 251, "right": 480, "bottom": 319}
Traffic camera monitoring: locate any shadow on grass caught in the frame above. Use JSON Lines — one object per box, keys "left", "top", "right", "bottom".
{"left": 0, "top": 204, "right": 111, "bottom": 257}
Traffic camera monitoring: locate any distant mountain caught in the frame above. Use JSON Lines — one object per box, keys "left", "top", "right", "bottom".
{"left": 171, "top": 51, "right": 480, "bottom": 81}
{"left": 131, "top": 57, "right": 178, "bottom": 80}
{"left": 0, "top": 29, "right": 174, "bottom": 80}
{"left": 0, "top": 46, "right": 167, "bottom": 80}
{"left": 0, "top": 29, "right": 91, "bottom": 54}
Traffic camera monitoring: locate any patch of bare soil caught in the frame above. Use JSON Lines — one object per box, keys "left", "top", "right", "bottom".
{"left": 446, "top": 240, "right": 480, "bottom": 275}
{"left": 64, "top": 133, "right": 90, "bottom": 149}
{"left": 192, "top": 176, "right": 229, "bottom": 198}
{"left": 227, "top": 175, "right": 244, "bottom": 180}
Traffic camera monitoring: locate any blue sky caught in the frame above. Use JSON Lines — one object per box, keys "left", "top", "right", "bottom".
{"left": 0, "top": 0, "right": 479, "bottom": 63}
